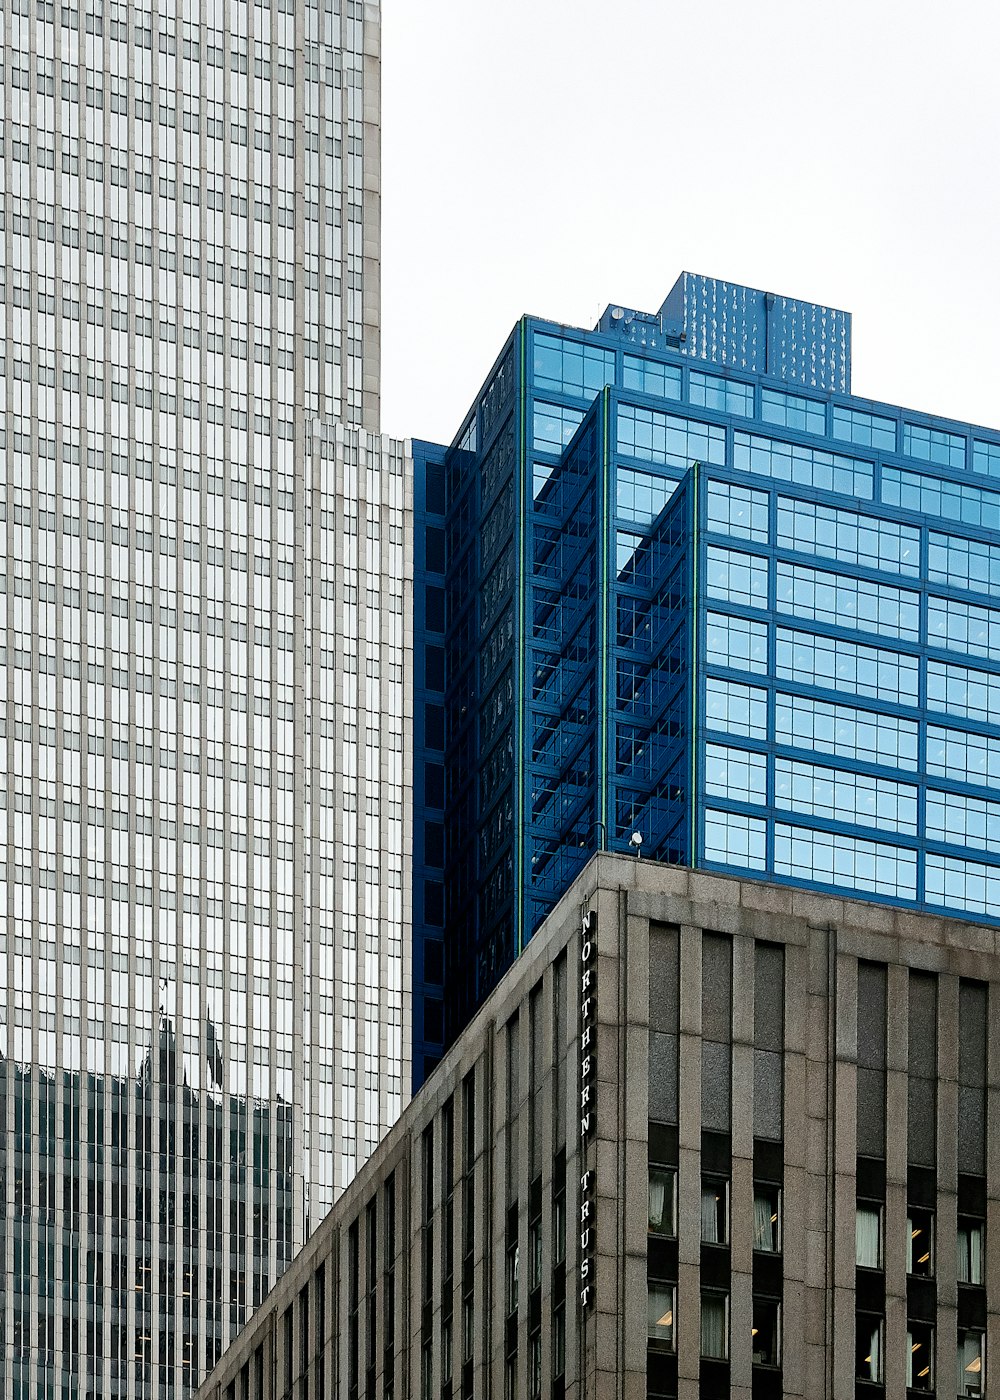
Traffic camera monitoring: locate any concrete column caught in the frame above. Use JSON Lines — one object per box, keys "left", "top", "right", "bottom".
{"left": 676, "top": 924, "right": 702, "bottom": 1400}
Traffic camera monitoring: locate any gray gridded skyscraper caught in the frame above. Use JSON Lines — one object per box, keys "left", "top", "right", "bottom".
{"left": 1, "top": 0, "right": 412, "bottom": 1396}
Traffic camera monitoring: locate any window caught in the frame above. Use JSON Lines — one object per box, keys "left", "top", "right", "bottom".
{"left": 751, "top": 1297, "right": 780, "bottom": 1366}
{"left": 734, "top": 431, "right": 873, "bottom": 498}
{"left": 623, "top": 353, "right": 682, "bottom": 402}
{"left": 761, "top": 387, "right": 825, "bottom": 435}
{"left": 647, "top": 1283, "right": 676, "bottom": 1349}
{"left": 689, "top": 369, "right": 754, "bottom": 417}
{"left": 856, "top": 1202, "right": 882, "bottom": 1269}
{"left": 958, "top": 1330, "right": 984, "bottom": 1396}
{"left": 902, "top": 421, "right": 966, "bottom": 468}
{"left": 552, "top": 1304, "right": 566, "bottom": 1377}
{"left": 753, "top": 1184, "right": 781, "bottom": 1253}
{"left": 832, "top": 404, "right": 896, "bottom": 452}
{"left": 706, "top": 480, "right": 769, "bottom": 542}
{"left": 855, "top": 1314, "right": 883, "bottom": 1382}
{"left": 907, "top": 1321, "right": 934, "bottom": 1390}
{"left": 505, "top": 1242, "right": 519, "bottom": 1316}
{"left": 533, "top": 401, "right": 585, "bottom": 453}
{"left": 648, "top": 1166, "right": 676, "bottom": 1237}
{"left": 701, "top": 1177, "right": 729, "bottom": 1245}
{"left": 958, "top": 1217, "right": 984, "bottom": 1285}
{"left": 529, "top": 1220, "right": 542, "bottom": 1290}
{"left": 700, "top": 1292, "right": 729, "bottom": 1359}
{"left": 907, "top": 1208, "right": 934, "bottom": 1277}
{"left": 617, "top": 404, "right": 726, "bottom": 469}
{"left": 704, "top": 810, "right": 767, "bottom": 870}
{"left": 533, "top": 333, "right": 615, "bottom": 402}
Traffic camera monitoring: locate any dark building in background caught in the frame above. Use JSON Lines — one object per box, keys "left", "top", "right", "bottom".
{"left": 411, "top": 440, "right": 448, "bottom": 1086}
{"left": 412, "top": 270, "right": 1000, "bottom": 1061}
{"left": 194, "top": 855, "right": 998, "bottom": 1400}
{"left": 5, "top": 1018, "right": 294, "bottom": 1398}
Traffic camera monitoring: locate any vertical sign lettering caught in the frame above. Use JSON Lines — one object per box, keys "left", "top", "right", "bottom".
{"left": 579, "top": 910, "right": 597, "bottom": 1308}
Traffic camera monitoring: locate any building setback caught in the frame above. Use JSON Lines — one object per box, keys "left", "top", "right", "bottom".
{"left": 1, "top": 1, "right": 410, "bottom": 1395}
{"left": 412, "top": 271, "right": 1000, "bottom": 1061}
{"left": 195, "top": 854, "right": 998, "bottom": 1400}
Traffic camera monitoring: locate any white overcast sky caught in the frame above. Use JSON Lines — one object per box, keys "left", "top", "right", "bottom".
{"left": 380, "top": 0, "right": 1000, "bottom": 447}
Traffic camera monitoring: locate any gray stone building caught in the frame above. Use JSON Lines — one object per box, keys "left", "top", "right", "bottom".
{"left": 194, "top": 853, "right": 998, "bottom": 1400}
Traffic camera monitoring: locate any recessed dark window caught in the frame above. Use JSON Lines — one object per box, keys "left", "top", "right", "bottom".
{"left": 423, "top": 882, "right": 443, "bottom": 928}
{"left": 752, "top": 1297, "right": 780, "bottom": 1366}
{"left": 423, "top": 998, "right": 443, "bottom": 1045}
{"left": 425, "top": 585, "right": 445, "bottom": 632}
{"left": 424, "top": 703, "right": 445, "bottom": 751}
{"left": 424, "top": 764, "right": 444, "bottom": 808}
{"left": 425, "top": 465, "right": 444, "bottom": 514}
{"left": 423, "top": 939, "right": 443, "bottom": 986}
{"left": 424, "top": 525, "right": 445, "bottom": 572}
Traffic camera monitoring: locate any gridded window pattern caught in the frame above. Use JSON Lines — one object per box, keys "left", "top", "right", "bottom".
{"left": 775, "top": 561, "right": 921, "bottom": 641}
{"left": 689, "top": 368, "right": 755, "bottom": 417}
{"left": 773, "top": 824, "right": 918, "bottom": 898}
{"left": 775, "top": 627, "right": 920, "bottom": 706}
{"left": 703, "top": 810, "right": 767, "bottom": 869}
{"left": 926, "top": 789, "right": 1000, "bottom": 853}
{"left": 831, "top": 404, "right": 897, "bottom": 451}
{"left": 902, "top": 421, "right": 966, "bottom": 469}
{"left": 925, "top": 852, "right": 1000, "bottom": 917}
{"left": 706, "top": 481, "right": 769, "bottom": 542}
{"left": 927, "top": 530, "right": 1000, "bottom": 598}
{"left": 776, "top": 497, "right": 920, "bottom": 577}
{"left": 704, "top": 743, "right": 767, "bottom": 805}
{"left": 622, "top": 353, "right": 682, "bottom": 402}
{"left": 706, "top": 612, "right": 768, "bottom": 675}
{"left": 972, "top": 438, "right": 1000, "bottom": 479}
{"left": 706, "top": 547, "right": 769, "bottom": 609}
{"left": 881, "top": 466, "right": 1000, "bottom": 532}
{"left": 761, "top": 386, "right": 826, "bottom": 435}
{"left": 532, "top": 333, "right": 615, "bottom": 402}
{"left": 927, "top": 595, "right": 1000, "bottom": 663}
{"left": 533, "top": 401, "right": 586, "bottom": 453}
{"left": 617, "top": 404, "right": 726, "bottom": 468}
{"left": 734, "top": 431, "right": 873, "bottom": 498}
{"left": 774, "top": 694, "right": 919, "bottom": 769}
{"left": 926, "top": 659, "right": 1000, "bottom": 724}
{"left": 774, "top": 758, "right": 918, "bottom": 835}
{"left": 926, "top": 724, "right": 1000, "bottom": 789}
{"left": 704, "top": 678, "right": 768, "bottom": 740}
{"left": 616, "top": 467, "right": 678, "bottom": 526}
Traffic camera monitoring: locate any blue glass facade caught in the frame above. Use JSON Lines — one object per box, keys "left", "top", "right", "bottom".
{"left": 417, "top": 272, "right": 1000, "bottom": 1049}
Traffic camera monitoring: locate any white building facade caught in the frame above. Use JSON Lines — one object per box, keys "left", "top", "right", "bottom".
{"left": 1, "top": 0, "right": 410, "bottom": 1395}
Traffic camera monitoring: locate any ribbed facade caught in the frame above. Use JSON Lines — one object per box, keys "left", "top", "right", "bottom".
{"left": 1, "top": 0, "right": 409, "bottom": 1396}
{"left": 194, "top": 855, "right": 1000, "bottom": 1400}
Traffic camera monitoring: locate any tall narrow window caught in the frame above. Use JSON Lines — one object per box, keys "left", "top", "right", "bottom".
{"left": 907, "top": 1208, "right": 934, "bottom": 1277}
{"left": 700, "top": 1292, "right": 729, "bottom": 1359}
{"left": 753, "top": 1184, "right": 781, "bottom": 1253}
{"left": 751, "top": 1298, "right": 780, "bottom": 1366}
{"left": 855, "top": 1314, "right": 883, "bottom": 1382}
{"left": 648, "top": 1166, "right": 677, "bottom": 1237}
{"left": 958, "top": 1217, "right": 984, "bottom": 1285}
{"left": 856, "top": 1202, "right": 882, "bottom": 1269}
{"left": 647, "top": 1283, "right": 676, "bottom": 1350}
{"left": 958, "top": 1330, "right": 984, "bottom": 1396}
{"left": 701, "top": 1177, "right": 729, "bottom": 1245}
{"left": 907, "top": 1322, "right": 934, "bottom": 1390}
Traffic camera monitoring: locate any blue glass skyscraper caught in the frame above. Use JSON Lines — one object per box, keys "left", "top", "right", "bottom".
{"left": 416, "top": 271, "right": 1000, "bottom": 1051}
